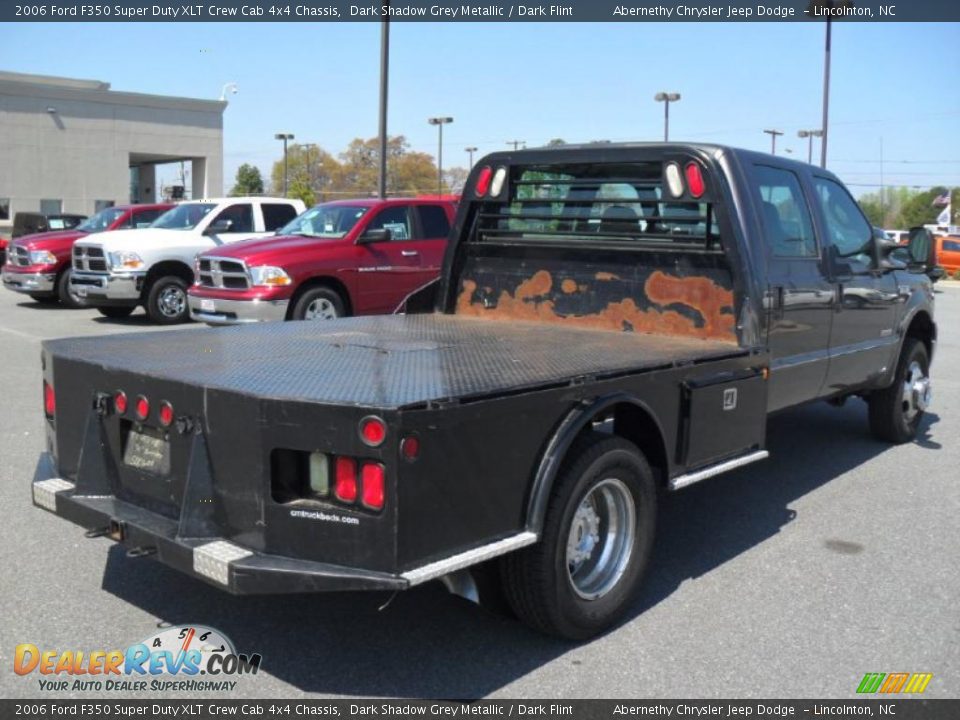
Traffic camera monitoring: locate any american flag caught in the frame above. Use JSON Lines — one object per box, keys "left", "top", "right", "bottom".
{"left": 932, "top": 190, "right": 951, "bottom": 207}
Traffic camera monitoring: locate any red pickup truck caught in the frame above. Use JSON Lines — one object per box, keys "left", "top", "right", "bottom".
{"left": 2, "top": 203, "right": 172, "bottom": 307}
{"left": 188, "top": 198, "right": 456, "bottom": 323}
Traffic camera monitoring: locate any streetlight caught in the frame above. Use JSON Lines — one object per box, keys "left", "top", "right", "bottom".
{"left": 219, "top": 82, "right": 238, "bottom": 102}
{"left": 763, "top": 129, "right": 784, "bottom": 155}
{"left": 654, "top": 92, "right": 681, "bottom": 142}
{"left": 274, "top": 132, "right": 294, "bottom": 196}
{"left": 465, "top": 146, "right": 478, "bottom": 169}
{"left": 807, "top": 0, "right": 855, "bottom": 168}
{"left": 428, "top": 116, "right": 453, "bottom": 197}
{"left": 797, "top": 129, "right": 824, "bottom": 164}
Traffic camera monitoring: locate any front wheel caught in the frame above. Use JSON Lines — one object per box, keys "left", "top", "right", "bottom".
{"left": 146, "top": 276, "right": 189, "bottom": 324}
{"left": 500, "top": 434, "right": 657, "bottom": 640}
{"left": 57, "top": 269, "right": 86, "bottom": 309}
{"left": 868, "top": 338, "right": 931, "bottom": 443}
{"left": 292, "top": 286, "right": 345, "bottom": 321}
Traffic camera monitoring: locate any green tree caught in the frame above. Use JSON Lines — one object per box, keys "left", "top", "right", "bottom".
{"left": 547, "top": 138, "right": 567, "bottom": 146}
{"left": 270, "top": 144, "right": 340, "bottom": 201}
{"left": 334, "top": 136, "right": 442, "bottom": 196}
{"left": 230, "top": 163, "right": 264, "bottom": 196}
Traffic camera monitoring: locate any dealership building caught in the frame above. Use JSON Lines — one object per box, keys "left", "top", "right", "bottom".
{"left": 0, "top": 70, "right": 226, "bottom": 233}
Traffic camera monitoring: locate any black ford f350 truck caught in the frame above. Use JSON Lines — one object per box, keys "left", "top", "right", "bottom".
{"left": 33, "top": 144, "right": 937, "bottom": 639}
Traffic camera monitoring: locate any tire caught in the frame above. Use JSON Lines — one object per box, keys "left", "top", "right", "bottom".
{"left": 97, "top": 306, "right": 135, "bottom": 319}
{"left": 500, "top": 434, "right": 657, "bottom": 640}
{"left": 868, "top": 338, "right": 931, "bottom": 443}
{"left": 146, "top": 275, "right": 189, "bottom": 324}
{"left": 292, "top": 286, "right": 345, "bottom": 321}
{"left": 57, "top": 269, "right": 85, "bottom": 309}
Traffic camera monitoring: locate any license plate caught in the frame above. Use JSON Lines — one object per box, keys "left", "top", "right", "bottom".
{"left": 123, "top": 426, "right": 171, "bottom": 475}
{"left": 200, "top": 299, "right": 216, "bottom": 313}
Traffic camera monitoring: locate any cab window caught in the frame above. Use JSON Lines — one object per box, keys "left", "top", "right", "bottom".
{"left": 416, "top": 205, "right": 451, "bottom": 239}
{"left": 367, "top": 205, "right": 411, "bottom": 241}
{"left": 133, "top": 208, "right": 165, "bottom": 228}
{"left": 752, "top": 165, "right": 818, "bottom": 258}
{"left": 211, "top": 204, "right": 254, "bottom": 233}
{"left": 812, "top": 177, "right": 872, "bottom": 262}
{"left": 262, "top": 203, "right": 298, "bottom": 232}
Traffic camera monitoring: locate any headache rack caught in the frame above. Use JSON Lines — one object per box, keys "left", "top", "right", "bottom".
{"left": 471, "top": 162, "right": 723, "bottom": 254}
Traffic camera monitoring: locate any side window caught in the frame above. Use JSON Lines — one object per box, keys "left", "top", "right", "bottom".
{"left": 262, "top": 203, "right": 298, "bottom": 232}
{"left": 116, "top": 213, "right": 134, "bottom": 229}
{"left": 416, "top": 205, "right": 451, "bottom": 239}
{"left": 212, "top": 204, "right": 254, "bottom": 233}
{"left": 132, "top": 209, "right": 164, "bottom": 228}
{"left": 812, "top": 177, "right": 872, "bottom": 259}
{"left": 367, "top": 206, "right": 411, "bottom": 241}
{"left": 752, "top": 165, "right": 818, "bottom": 258}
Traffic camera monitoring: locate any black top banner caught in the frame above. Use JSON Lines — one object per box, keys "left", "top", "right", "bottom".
{"left": 4, "top": 0, "right": 960, "bottom": 22}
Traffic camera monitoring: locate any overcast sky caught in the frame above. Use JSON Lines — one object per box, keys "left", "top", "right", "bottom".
{"left": 3, "top": 21, "right": 958, "bottom": 195}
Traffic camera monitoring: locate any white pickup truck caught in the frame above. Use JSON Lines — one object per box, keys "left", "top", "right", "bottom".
{"left": 70, "top": 197, "right": 305, "bottom": 323}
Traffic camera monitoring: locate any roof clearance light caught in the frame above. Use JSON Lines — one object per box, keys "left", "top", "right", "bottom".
{"left": 361, "top": 462, "right": 386, "bottom": 510}
{"left": 685, "top": 162, "right": 706, "bottom": 198}
{"left": 360, "top": 416, "right": 387, "bottom": 447}
{"left": 135, "top": 396, "right": 150, "bottom": 421}
{"left": 490, "top": 167, "right": 507, "bottom": 197}
{"left": 475, "top": 166, "right": 493, "bottom": 197}
{"left": 114, "top": 391, "right": 128, "bottom": 415}
{"left": 665, "top": 162, "right": 685, "bottom": 198}
{"left": 158, "top": 401, "right": 174, "bottom": 428}
{"left": 334, "top": 457, "right": 358, "bottom": 503}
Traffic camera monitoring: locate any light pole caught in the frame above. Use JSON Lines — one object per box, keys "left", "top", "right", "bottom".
{"left": 378, "top": 9, "right": 390, "bottom": 199}
{"left": 808, "top": 0, "right": 854, "bottom": 168}
{"left": 797, "top": 129, "right": 824, "bottom": 165}
{"left": 763, "top": 129, "right": 784, "bottom": 155}
{"left": 274, "top": 132, "right": 294, "bottom": 196}
{"left": 465, "top": 146, "right": 478, "bottom": 169}
{"left": 654, "top": 92, "right": 681, "bottom": 142}
{"left": 428, "top": 116, "right": 453, "bottom": 197}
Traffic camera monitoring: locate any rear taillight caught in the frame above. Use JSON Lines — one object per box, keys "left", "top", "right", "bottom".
{"left": 685, "top": 162, "right": 705, "bottom": 198}
{"left": 400, "top": 435, "right": 420, "bottom": 462}
{"left": 135, "top": 396, "right": 150, "bottom": 421}
{"left": 475, "top": 166, "right": 493, "bottom": 197}
{"left": 359, "top": 416, "right": 386, "bottom": 447}
{"left": 361, "top": 462, "right": 385, "bottom": 510}
{"left": 43, "top": 381, "right": 55, "bottom": 417}
{"left": 158, "top": 401, "right": 174, "bottom": 427}
{"left": 334, "top": 457, "right": 358, "bottom": 503}
{"left": 114, "top": 391, "right": 128, "bottom": 415}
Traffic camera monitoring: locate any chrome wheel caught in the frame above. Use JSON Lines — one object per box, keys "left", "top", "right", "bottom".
{"left": 901, "top": 360, "right": 931, "bottom": 423}
{"left": 566, "top": 478, "right": 636, "bottom": 601}
{"left": 157, "top": 285, "right": 186, "bottom": 318}
{"left": 304, "top": 297, "right": 338, "bottom": 320}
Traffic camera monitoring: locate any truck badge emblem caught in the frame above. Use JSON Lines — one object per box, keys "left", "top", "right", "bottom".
{"left": 723, "top": 388, "right": 738, "bottom": 411}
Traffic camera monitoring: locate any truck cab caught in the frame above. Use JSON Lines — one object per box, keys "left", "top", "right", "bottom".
{"left": 70, "top": 197, "right": 305, "bottom": 324}
{"left": 186, "top": 198, "right": 456, "bottom": 325}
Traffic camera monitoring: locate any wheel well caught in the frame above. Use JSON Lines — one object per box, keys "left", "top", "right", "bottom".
{"left": 571, "top": 402, "right": 669, "bottom": 488}
{"left": 287, "top": 276, "right": 352, "bottom": 319}
{"left": 144, "top": 261, "right": 194, "bottom": 298}
{"left": 906, "top": 311, "right": 935, "bottom": 359}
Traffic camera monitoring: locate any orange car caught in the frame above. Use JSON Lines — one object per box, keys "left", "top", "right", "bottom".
{"left": 934, "top": 234, "right": 960, "bottom": 275}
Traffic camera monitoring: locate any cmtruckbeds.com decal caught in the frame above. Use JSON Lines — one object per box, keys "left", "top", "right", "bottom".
{"left": 14, "top": 625, "right": 262, "bottom": 693}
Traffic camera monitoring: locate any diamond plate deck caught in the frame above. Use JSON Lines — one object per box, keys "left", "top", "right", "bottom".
{"left": 45, "top": 315, "right": 744, "bottom": 409}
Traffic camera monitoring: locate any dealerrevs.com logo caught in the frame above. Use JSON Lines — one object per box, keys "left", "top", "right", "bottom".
{"left": 15, "top": 625, "right": 262, "bottom": 693}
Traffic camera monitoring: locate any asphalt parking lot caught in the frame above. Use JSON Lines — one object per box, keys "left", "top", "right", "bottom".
{"left": 1, "top": 287, "right": 957, "bottom": 700}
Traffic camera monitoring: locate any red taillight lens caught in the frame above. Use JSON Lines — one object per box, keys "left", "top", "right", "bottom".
{"left": 334, "top": 457, "right": 358, "bottom": 503}
{"left": 43, "top": 381, "right": 56, "bottom": 417}
{"left": 158, "top": 401, "right": 174, "bottom": 427}
{"left": 360, "top": 416, "right": 386, "bottom": 447}
{"left": 135, "top": 396, "right": 150, "bottom": 421}
{"left": 400, "top": 436, "right": 420, "bottom": 462}
{"left": 685, "top": 162, "right": 705, "bottom": 198}
{"left": 475, "top": 166, "right": 493, "bottom": 197}
{"left": 361, "top": 462, "right": 385, "bottom": 510}
{"left": 114, "top": 391, "right": 128, "bottom": 414}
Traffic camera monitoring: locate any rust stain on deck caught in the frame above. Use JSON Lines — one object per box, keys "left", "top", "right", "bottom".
{"left": 595, "top": 272, "right": 620, "bottom": 281}
{"left": 456, "top": 270, "right": 735, "bottom": 341}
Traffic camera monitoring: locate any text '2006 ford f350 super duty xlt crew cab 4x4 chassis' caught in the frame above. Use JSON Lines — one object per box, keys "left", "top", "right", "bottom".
{"left": 33, "top": 144, "right": 936, "bottom": 639}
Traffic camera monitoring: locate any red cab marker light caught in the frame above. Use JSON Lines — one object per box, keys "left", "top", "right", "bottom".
{"left": 360, "top": 416, "right": 387, "bottom": 447}
{"left": 158, "top": 401, "right": 174, "bottom": 427}
{"left": 400, "top": 436, "right": 420, "bottom": 462}
{"left": 361, "top": 463, "right": 386, "bottom": 510}
{"left": 114, "top": 391, "right": 128, "bottom": 415}
{"left": 685, "top": 162, "right": 706, "bottom": 198}
{"left": 475, "top": 166, "right": 493, "bottom": 197}
{"left": 135, "top": 396, "right": 150, "bottom": 421}
{"left": 43, "top": 381, "right": 56, "bottom": 417}
{"left": 334, "top": 457, "right": 358, "bottom": 503}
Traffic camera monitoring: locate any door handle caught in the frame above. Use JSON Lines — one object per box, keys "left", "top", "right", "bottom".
{"left": 400, "top": 250, "right": 419, "bottom": 257}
